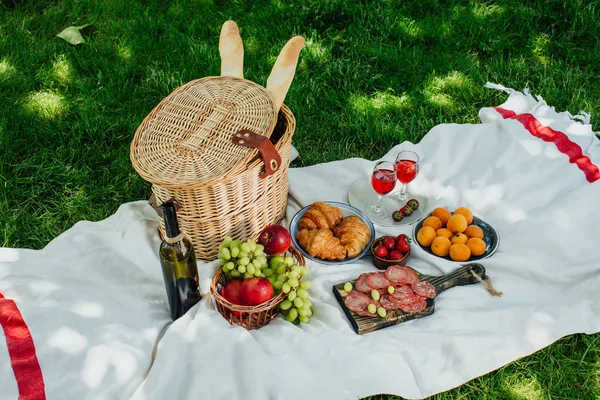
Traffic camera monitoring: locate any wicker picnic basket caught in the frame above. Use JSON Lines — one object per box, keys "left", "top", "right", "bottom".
{"left": 210, "top": 245, "right": 305, "bottom": 330}
{"left": 130, "top": 76, "right": 296, "bottom": 261}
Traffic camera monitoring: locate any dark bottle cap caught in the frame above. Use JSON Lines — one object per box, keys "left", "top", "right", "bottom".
{"left": 161, "top": 201, "right": 180, "bottom": 238}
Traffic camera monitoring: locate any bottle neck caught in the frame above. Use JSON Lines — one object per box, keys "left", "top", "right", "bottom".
{"left": 162, "top": 203, "right": 181, "bottom": 239}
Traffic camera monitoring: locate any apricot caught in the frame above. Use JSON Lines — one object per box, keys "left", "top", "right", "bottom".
{"left": 464, "top": 225, "right": 484, "bottom": 239}
{"left": 450, "top": 232, "right": 468, "bottom": 245}
{"left": 417, "top": 226, "right": 436, "bottom": 247}
{"left": 449, "top": 243, "right": 471, "bottom": 262}
{"left": 431, "top": 236, "right": 451, "bottom": 257}
{"left": 454, "top": 207, "right": 473, "bottom": 225}
{"left": 447, "top": 214, "right": 468, "bottom": 233}
{"left": 467, "top": 237, "right": 486, "bottom": 256}
{"left": 431, "top": 207, "right": 452, "bottom": 226}
{"left": 436, "top": 228, "right": 453, "bottom": 240}
{"left": 422, "top": 216, "right": 442, "bottom": 231}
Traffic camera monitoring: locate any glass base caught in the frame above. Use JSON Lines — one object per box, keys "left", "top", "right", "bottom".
{"left": 396, "top": 192, "right": 409, "bottom": 201}
{"left": 365, "top": 203, "right": 390, "bottom": 225}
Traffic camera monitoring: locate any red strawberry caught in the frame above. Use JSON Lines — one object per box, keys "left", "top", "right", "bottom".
{"left": 407, "top": 198, "right": 420, "bottom": 210}
{"left": 382, "top": 236, "right": 396, "bottom": 251}
{"left": 392, "top": 210, "right": 404, "bottom": 222}
{"left": 388, "top": 250, "right": 405, "bottom": 260}
{"left": 374, "top": 245, "right": 389, "bottom": 258}
{"left": 395, "top": 234, "right": 411, "bottom": 253}
{"left": 400, "top": 205, "right": 413, "bottom": 216}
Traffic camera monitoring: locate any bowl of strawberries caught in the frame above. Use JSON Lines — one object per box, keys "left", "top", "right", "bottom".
{"left": 370, "top": 233, "right": 411, "bottom": 270}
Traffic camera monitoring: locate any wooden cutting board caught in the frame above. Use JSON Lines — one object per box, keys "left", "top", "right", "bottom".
{"left": 332, "top": 263, "right": 487, "bottom": 335}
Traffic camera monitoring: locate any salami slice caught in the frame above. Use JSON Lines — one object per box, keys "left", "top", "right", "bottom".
{"left": 355, "top": 273, "right": 372, "bottom": 293}
{"left": 400, "top": 297, "right": 428, "bottom": 313}
{"left": 379, "top": 294, "right": 399, "bottom": 310}
{"left": 390, "top": 285, "right": 416, "bottom": 301}
{"left": 367, "top": 272, "right": 391, "bottom": 289}
{"left": 412, "top": 281, "right": 437, "bottom": 299}
{"left": 355, "top": 300, "right": 381, "bottom": 317}
{"left": 385, "top": 266, "right": 419, "bottom": 286}
{"left": 344, "top": 290, "right": 370, "bottom": 313}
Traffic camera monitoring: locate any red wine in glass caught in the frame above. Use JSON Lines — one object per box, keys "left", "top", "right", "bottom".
{"left": 396, "top": 159, "right": 418, "bottom": 184}
{"left": 365, "top": 161, "right": 396, "bottom": 224}
{"left": 394, "top": 150, "right": 420, "bottom": 201}
{"left": 371, "top": 168, "right": 396, "bottom": 195}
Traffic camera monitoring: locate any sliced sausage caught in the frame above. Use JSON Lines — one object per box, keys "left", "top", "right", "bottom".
{"left": 390, "top": 285, "right": 416, "bottom": 301}
{"left": 355, "top": 299, "right": 381, "bottom": 317}
{"left": 380, "top": 294, "right": 399, "bottom": 310}
{"left": 384, "top": 266, "right": 419, "bottom": 286}
{"left": 344, "top": 290, "right": 370, "bottom": 313}
{"left": 355, "top": 273, "right": 372, "bottom": 293}
{"left": 355, "top": 309, "right": 372, "bottom": 317}
{"left": 367, "top": 272, "right": 391, "bottom": 289}
{"left": 400, "top": 297, "right": 428, "bottom": 313}
{"left": 412, "top": 281, "right": 437, "bottom": 299}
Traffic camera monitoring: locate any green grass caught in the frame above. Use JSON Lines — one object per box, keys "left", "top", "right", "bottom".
{"left": 1, "top": 0, "right": 599, "bottom": 398}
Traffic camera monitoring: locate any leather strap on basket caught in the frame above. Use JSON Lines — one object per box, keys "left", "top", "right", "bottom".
{"left": 232, "top": 129, "right": 281, "bottom": 179}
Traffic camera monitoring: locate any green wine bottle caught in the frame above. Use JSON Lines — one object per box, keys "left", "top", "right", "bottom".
{"left": 159, "top": 201, "right": 202, "bottom": 321}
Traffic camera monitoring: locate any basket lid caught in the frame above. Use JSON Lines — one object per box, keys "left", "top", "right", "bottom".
{"left": 130, "top": 76, "right": 278, "bottom": 186}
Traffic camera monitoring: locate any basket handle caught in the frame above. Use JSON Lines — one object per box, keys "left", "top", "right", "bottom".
{"left": 178, "top": 104, "right": 230, "bottom": 151}
{"left": 232, "top": 129, "right": 281, "bottom": 178}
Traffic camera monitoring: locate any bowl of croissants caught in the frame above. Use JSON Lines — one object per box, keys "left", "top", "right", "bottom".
{"left": 289, "top": 201, "right": 376, "bottom": 265}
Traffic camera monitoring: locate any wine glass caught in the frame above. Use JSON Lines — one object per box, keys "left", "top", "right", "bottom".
{"left": 394, "top": 150, "right": 420, "bottom": 201}
{"left": 365, "top": 160, "right": 396, "bottom": 224}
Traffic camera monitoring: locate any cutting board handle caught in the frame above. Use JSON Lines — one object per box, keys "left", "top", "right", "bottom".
{"left": 429, "top": 263, "right": 486, "bottom": 295}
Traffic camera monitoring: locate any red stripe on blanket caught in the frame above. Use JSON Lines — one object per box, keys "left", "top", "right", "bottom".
{"left": 0, "top": 292, "right": 46, "bottom": 400}
{"left": 494, "top": 106, "right": 600, "bottom": 182}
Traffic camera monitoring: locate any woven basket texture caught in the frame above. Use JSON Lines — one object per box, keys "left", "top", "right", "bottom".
{"left": 130, "top": 75, "right": 296, "bottom": 261}
{"left": 210, "top": 245, "right": 305, "bottom": 330}
{"left": 147, "top": 106, "right": 295, "bottom": 261}
{"left": 131, "top": 76, "right": 278, "bottom": 186}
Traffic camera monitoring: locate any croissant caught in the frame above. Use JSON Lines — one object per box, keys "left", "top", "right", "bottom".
{"left": 298, "top": 201, "right": 343, "bottom": 230}
{"left": 296, "top": 228, "right": 346, "bottom": 261}
{"left": 333, "top": 216, "right": 372, "bottom": 258}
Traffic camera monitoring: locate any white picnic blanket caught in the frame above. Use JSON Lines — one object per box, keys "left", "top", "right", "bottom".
{"left": 2, "top": 85, "right": 600, "bottom": 400}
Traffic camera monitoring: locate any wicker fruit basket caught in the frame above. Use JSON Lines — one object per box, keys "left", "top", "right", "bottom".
{"left": 130, "top": 76, "right": 296, "bottom": 261}
{"left": 211, "top": 245, "right": 305, "bottom": 330}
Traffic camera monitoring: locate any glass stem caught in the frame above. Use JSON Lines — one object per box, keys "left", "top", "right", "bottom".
{"left": 373, "top": 195, "right": 383, "bottom": 212}
{"left": 398, "top": 184, "right": 407, "bottom": 200}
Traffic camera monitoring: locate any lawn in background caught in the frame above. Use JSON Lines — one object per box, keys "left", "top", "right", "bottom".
{"left": 1, "top": 0, "right": 599, "bottom": 398}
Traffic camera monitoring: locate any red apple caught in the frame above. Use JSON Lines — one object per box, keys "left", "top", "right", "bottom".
{"left": 221, "top": 279, "right": 243, "bottom": 305}
{"left": 257, "top": 225, "right": 291, "bottom": 255}
{"left": 240, "top": 277, "right": 274, "bottom": 306}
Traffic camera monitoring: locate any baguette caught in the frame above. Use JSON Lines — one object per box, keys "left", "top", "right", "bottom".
{"left": 266, "top": 36, "right": 305, "bottom": 111}
{"left": 219, "top": 20, "right": 244, "bottom": 79}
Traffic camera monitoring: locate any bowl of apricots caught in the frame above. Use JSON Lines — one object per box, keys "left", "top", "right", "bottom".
{"left": 412, "top": 206, "right": 499, "bottom": 262}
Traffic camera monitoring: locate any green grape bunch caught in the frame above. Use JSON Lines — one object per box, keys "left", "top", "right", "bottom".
{"left": 267, "top": 255, "right": 313, "bottom": 324}
{"left": 218, "top": 236, "right": 268, "bottom": 280}
{"left": 217, "top": 236, "right": 314, "bottom": 324}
